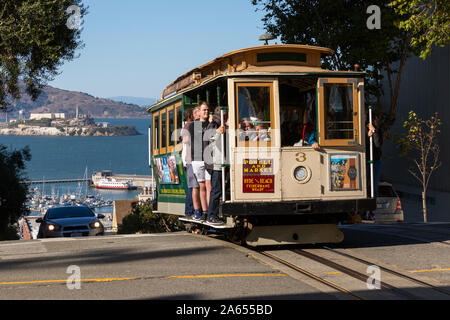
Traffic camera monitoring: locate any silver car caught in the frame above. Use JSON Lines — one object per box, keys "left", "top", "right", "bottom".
{"left": 36, "top": 206, "right": 105, "bottom": 238}
{"left": 374, "top": 182, "right": 404, "bottom": 224}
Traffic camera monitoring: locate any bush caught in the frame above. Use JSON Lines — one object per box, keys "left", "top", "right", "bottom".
{"left": 118, "top": 201, "right": 183, "bottom": 234}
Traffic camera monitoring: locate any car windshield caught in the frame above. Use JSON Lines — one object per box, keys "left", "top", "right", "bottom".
{"left": 378, "top": 185, "right": 396, "bottom": 197}
{"left": 46, "top": 206, "right": 95, "bottom": 219}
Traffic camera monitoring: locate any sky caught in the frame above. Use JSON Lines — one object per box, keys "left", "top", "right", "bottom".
{"left": 48, "top": 0, "right": 270, "bottom": 100}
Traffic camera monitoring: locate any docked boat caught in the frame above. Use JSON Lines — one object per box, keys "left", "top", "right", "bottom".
{"left": 94, "top": 178, "right": 133, "bottom": 190}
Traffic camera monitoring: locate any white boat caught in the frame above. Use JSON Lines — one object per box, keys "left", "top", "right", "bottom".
{"left": 94, "top": 178, "right": 132, "bottom": 190}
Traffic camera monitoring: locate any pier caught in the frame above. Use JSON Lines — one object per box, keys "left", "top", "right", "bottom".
{"left": 21, "top": 171, "right": 154, "bottom": 190}
{"left": 91, "top": 171, "right": 154, "bottom": 190}
{"left": 23, "top": 178, "right": 91, "bottom": 185}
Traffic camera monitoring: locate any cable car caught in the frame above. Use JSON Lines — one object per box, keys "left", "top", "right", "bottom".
{"left": 147, "top": 44, "right": 376, "bottom": 246}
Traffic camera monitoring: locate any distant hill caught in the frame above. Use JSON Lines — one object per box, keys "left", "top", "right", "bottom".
{"left": 5, "top": 83, "right": 150, "bottom": 119}
{"left": 109, "top": 96, "right": 156, "bottom": 107}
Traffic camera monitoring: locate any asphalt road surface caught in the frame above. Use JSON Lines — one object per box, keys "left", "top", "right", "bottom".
{"left": 1, "top": 223, "right": 450, "bottom": 302}
{"left": 0, "top": 232, "right": 334, "bottom": 300}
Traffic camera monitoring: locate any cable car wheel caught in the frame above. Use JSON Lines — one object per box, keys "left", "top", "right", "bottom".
{"left": 224, "top": 225, "right": 250, "bottom": 246}
{"left": 183, "top": 223, "right": 194, "bottom": 233}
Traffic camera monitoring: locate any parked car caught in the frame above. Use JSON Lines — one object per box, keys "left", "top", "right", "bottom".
{"left": 36, "top": 206, "right": 105, "bottom": 238}
{"left": 373, "top": 182, "right": 404, "bottom": 224}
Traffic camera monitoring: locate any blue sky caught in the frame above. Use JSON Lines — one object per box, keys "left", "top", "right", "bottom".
{"left": 49, "top": 0, "right": 269, "bottom": 100}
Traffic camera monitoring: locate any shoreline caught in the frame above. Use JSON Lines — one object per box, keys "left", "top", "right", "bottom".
{"left": 0, "top": 125, "right": 142, "bottom": 137}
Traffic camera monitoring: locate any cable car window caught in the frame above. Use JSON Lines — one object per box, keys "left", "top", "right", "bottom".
{"left": 324, "top": 84, "right": 354, "bottom": 140}
{"left": 236, "top": 85, "right": 272, "bottom": 143}
{"left": 154, "top": 114, "right": 159, "bottom": 152}
{"left": 168, "top": 108, "right": 175, "bottom": 147}
{"left": 279, "top": 80, "right": 317, "bottom": 147}
{"left": 161, "top": 110, "right": 167, "bottom": 149}
{"left": 176, "top": 106, "right": 183, "bottom": 143}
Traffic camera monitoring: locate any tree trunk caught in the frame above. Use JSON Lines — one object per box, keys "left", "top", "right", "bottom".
{"left": 422, "top": 191, "right": 428, "bottom": 223}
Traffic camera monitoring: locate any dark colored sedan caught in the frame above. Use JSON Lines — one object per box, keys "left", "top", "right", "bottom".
{"left": 36, "top": 206, "right": 105, "bottom": 238}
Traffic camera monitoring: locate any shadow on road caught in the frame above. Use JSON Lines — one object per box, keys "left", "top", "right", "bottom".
{"left": 0, "top": 244, "right": 224, "bottom": 271}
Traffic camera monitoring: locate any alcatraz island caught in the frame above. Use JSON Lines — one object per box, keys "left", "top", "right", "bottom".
{"left": 0, "top": 109, "right": 141, "bottom": 137}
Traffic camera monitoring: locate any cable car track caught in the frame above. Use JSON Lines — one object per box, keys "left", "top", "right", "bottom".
{"left": 322, "top": 246, "right": 450, "bottom": 297}
{"left": 259, "top": 251, "right": 365, "bottom": 300}
{"left": 256, "top": 246, "right": 450, "bottom": 300}
{"left": 291, "top": 249, "right": 423, "bottom": 300}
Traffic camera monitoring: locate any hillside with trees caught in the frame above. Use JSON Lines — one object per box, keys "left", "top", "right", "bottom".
{"left": 4, "top": 83, "right": 150, "bottom": 119}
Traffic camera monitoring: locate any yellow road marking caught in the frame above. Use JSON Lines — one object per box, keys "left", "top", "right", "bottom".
{"left": 0, "top": 277, "right": 137, "bottom": 285}
{"left": 1, "top": 274, "right": 286, "bottom": 285}
{"left": 327, "top": 272, "right": 342, "bottom": 275}
{"left": 411, "top": 268, "right": 450, "bottom": 273}
{"left": 168, "top": 273, "right": 286, "bottom": 279}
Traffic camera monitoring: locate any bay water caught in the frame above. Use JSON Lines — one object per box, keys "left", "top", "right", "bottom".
{"left": 0, "top": 118, "right": 152, "bottom": 212}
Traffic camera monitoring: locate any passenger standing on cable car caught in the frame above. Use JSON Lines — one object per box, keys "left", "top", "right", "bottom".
{"left": 181, "top": 108, "right": 195, "bottom": 219}
{"left": 365, "top": 114, "right": 383, "bottom": 220}
{"left": 366, "top": 114, "right": 383, "bottom": 197}
{"left": 205, "top": 107, "right": 229, "bottom": 226}
{"left": 189, "top": 102, "right": 211, "bottom": 220}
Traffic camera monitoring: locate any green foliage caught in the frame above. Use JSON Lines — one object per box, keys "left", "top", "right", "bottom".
{"left": 252, "top": 0, "right": 413, "bottom": 105}
{"left": 0, "top": 145, "right": 31, "bottom": 240}
{"left": 118, "top": 201, "right": 183, "bottom": 234}
{"left": 0, "top": 0, "right": 87, "bottom": 110}
{"left": 251, "top": 0, "right": 427, "bottom": 140}
{"left": 398, "top": 110, "right": 442, "bottom": 157}
{"left": 389, "top": 0, "right": 450, "bottom": 59}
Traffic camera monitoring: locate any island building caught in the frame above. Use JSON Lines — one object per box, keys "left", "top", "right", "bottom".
{"left": 29, "top": 113, "right": 66, "bottom": 120}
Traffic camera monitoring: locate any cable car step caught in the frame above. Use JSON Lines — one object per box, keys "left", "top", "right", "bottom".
{"left": 179, "top": 217, "right": 235, "bottom": 229}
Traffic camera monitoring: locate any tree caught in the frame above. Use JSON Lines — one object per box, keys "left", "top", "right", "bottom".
{"left": 397, "top": 111, "right": 441, "bottom": 222}
{"left": 0, "top": 145, "right": 31, "bottom": 240}
{"left": 389, "top": 0, "right": 450, "bottom": 59}
{"left": 0, "top": 0, "right": 87, "bottom": 110}
{"left": 251, "top": 0, "right": 419, "bottom": 138}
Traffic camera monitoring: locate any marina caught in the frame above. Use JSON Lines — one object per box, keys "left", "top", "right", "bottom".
{"left": 19, "top": 169, "right": 155, "bottom": 240}
{"left": 26, "top": 187, "right": 114, "bottom": 215}
{"left": 21, "top": 186, "right": 116, "bottom": 240}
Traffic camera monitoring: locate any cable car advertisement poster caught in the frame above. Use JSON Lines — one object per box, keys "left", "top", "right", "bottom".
{"left": 155, "top": 156, "right": 179, "bottom": 184}
{"left": 243, "top": 159, "right": 274, "bottom": 193}
{"left": 329, "top": 154, "right": 359, "bottom": 191}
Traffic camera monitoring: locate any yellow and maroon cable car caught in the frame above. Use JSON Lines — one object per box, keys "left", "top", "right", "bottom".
{"left": 147, "top": 44, "right": 376, "bottom": 246}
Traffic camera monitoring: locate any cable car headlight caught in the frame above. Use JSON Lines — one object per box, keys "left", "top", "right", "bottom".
{"left": 294, "top": 166, "right": 309, "bottom": 182}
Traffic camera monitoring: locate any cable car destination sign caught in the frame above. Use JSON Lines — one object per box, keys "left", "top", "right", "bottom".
{"left": 243, "top": 159, "right": 274, "bottom": 193}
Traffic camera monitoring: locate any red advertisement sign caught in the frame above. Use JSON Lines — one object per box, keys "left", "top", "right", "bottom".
{"left": 243, "top": 159, "right": 274, "bottom": 193}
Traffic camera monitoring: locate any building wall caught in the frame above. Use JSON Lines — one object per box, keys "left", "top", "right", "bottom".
{"left": 380, "top": 45, "right": 449, "bottom": 221}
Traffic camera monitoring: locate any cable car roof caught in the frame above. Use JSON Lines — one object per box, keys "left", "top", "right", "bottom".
{"left": 148, "top": 44, "right": 365, "bottom": 112}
